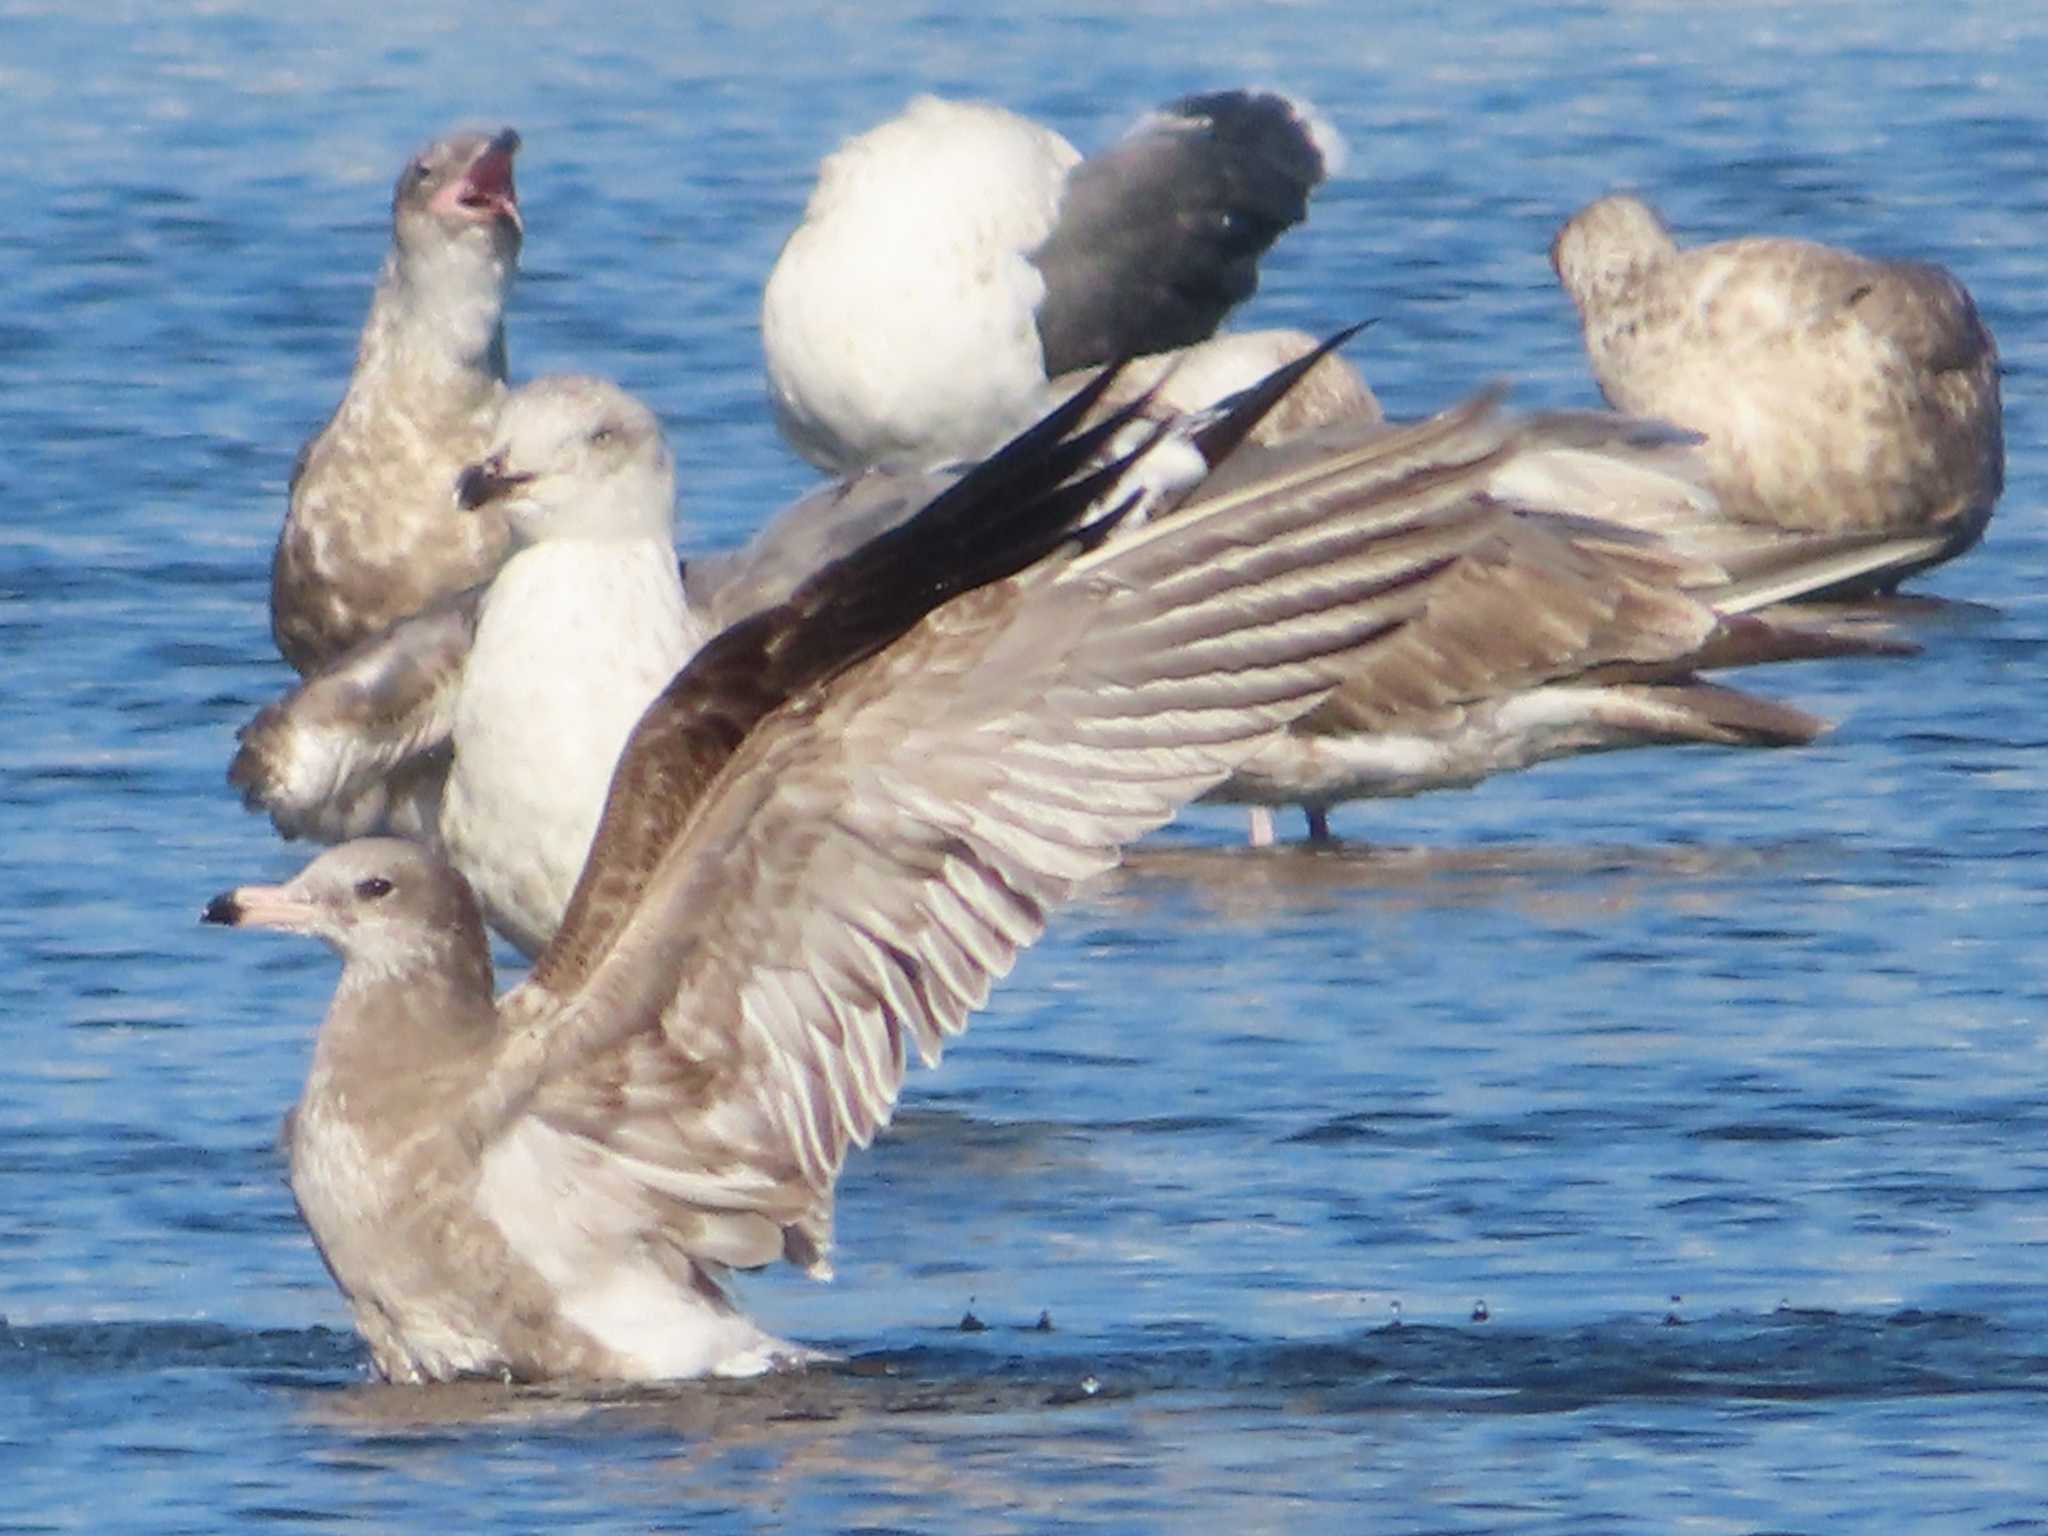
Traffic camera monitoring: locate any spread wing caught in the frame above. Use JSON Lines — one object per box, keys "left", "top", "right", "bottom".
{"left": 1172, "top": 408, "right": 1719, "bottom": 738}
{"left": 228, "top": 586, "right": 482, "bottom": 843}
{"left": 1206, "top": 410, "right": 1907, "bottom": 743}
{"left": 460, "top": 394, "right": 1512, "bottom": 1278}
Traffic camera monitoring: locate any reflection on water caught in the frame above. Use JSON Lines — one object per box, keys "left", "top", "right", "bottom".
{"left": 271, "top": 1305, "right": 2048, "bottom": 1428}
{"left": 1112, "top": 838, "right": 1805, "bottom": 925}
{"left": 11, "top": 1301, "right": 2013, "bottom": 1452}
{"left": 35, "top": 1303, "right": 2042, "bottom": 1536}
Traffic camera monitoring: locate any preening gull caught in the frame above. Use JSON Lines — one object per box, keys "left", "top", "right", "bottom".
{"left": 234, "top": 375, "right": 709, "bottom": 956}
{"left": 271, "top": 126, "right": 523, "bottom": 676}
{"left": 762, "top": 89, "right": 1345, "bottom": 473}
{"left": 1551, "top": 192, "right": 2003, "bottom": 599}
{"left": 204, "top": 362, "right": 1514, "bottom": 1384}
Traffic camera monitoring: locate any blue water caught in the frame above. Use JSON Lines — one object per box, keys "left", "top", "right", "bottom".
{"left": 6, "top": 2, "right": 2048, "bottom": 1530}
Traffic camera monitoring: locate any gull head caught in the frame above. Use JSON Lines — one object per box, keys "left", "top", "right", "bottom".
{"left": 203, "top": 838, "right": 489, "bottom": 981}
{"left": 454, "top": 375, "right": 678, "bottom": 547}
{"left": 392, "top": 125, "right": 523, "bottom": 275}
{"left": 1550, "top": 193, "right": 1677, "bottom": 306}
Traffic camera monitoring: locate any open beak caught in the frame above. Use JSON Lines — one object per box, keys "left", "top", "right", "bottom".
{"left": 455, "top": 452, "right": 533, "bottom": 511}
{"left": 451, "top": 126, "right": 522, "bottom": 235}
{"left": 202, "top": 882, "right": 320, "bottom": 934}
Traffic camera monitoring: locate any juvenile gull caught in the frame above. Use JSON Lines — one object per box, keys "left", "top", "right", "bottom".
{"left": 1187, "top": 409, "right": 1912, "bottom": 842}
{"left": 234, "top": 375, "right": 707, "bottom": 956}
{"left": 762, "top": 90, "right": 1343, "bottom": 473}
{"left": 272, "top": 126, "right": 523, "bottom": 675}
{"left": 1551, "top": 192, "right": 2003, "bottom": 598}
{"left": 203, "top": 361, "right": 1511, "bottom": 1384}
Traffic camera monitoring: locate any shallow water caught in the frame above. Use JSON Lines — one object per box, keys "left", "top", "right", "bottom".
{"left": 6, "top": 2, "right": 2048, "bottom": 1531}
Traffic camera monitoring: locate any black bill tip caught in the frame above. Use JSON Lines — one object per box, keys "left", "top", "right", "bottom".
{"left": 201, "top": 892, "right": 241, "bottom": 927}
{"left": 454, "top": 461, "right": 531, "bottom": 511}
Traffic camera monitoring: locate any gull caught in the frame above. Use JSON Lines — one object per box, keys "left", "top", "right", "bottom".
{"left": 1551, "top": 192, "right": 2003, "bottom": 601}
{"left": 236, "top": 375, "right": 707, "bottom": 956}
{"left": 762, "top": 89, "right": 1346, "bottom": 473}
{"left": 271, "top": 126, "right": 523, "bottom": 677}
{"left": 203, "top": 360, "right": 1508, "bottom": 1384}
{"left": 1188, "top": 408, "right": 1911, "bottom": 843}
{"left": 437, "top": 377, "right": 712, "bottom": 956}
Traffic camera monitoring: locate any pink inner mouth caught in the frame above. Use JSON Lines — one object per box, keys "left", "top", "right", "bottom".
{"left": 466, "top": 151, "right": 514, "bottom": 206}
{"left": 458, "top": 136, "right": 521, "bottom": 228}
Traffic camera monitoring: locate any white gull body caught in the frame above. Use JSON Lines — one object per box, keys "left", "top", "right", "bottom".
{"left": 438, "top": 377, "right": 710, "bottom": 956}
{"left": 763, "top": 90, "right": 1343, "bottom": 473}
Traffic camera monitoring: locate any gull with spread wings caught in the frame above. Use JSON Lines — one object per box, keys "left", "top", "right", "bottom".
{"left": 205, "top": 353, "right": 1510, "bottom": 1384}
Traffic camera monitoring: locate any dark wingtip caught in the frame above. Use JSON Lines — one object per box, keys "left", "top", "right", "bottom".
{"left": 201, "top": 892, "right": 241, "bottom": 927}
{"left": 1189, "top": 320, "right": 1373, "bottom": 465}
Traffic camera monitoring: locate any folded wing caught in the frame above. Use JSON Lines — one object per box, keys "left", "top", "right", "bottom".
{"left": 229, "top": 587, "right": 483, "bottom": 842}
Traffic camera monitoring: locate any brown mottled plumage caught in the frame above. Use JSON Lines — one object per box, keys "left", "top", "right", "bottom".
{"left": 1552, "top": 193, "right": 2002, "bottom": 594}
{"left": 1182, "top": 406, "right": 1910, "bottom": 841}
{"left": 272, "top": 127, "right": 523, "bottom": 675}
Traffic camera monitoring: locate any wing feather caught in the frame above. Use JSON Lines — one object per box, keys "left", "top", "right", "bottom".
{"left": 459, "top": 391, "right": 1518, "bottom": 1277}
{"left": 229, "top": 587, "right": 482, "bottom": 842}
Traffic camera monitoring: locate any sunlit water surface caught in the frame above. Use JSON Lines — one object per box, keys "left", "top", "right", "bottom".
{"left": 5, "top": 3, "right": 2048, "bottom": 1531}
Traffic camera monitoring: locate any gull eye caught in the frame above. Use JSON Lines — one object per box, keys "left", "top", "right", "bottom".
{"left": 407, "top": 159, "right": 431, "bottom": 185}
{"left": 354, "top": 876, "right": 395, "bottom": 901}
{"left": 588, "top": 423, "right": 619, "bottom": 448}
